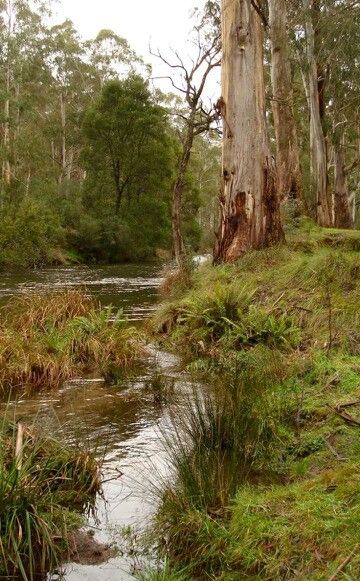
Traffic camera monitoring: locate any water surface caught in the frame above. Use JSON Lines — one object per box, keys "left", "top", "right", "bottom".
{"left": 0, "top": 263, "right": 182, "bottom": 580}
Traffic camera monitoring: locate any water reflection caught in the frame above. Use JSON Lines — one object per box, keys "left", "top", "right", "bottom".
{"left": 0, "top": 263, "right": 163, "bottom": 321}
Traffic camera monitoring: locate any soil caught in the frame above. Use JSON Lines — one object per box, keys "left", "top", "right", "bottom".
{"left": 67, "top": 530, "right": 116, "bottom": 566}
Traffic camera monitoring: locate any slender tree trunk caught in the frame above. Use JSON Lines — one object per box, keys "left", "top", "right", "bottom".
{"left": 172, "top": 111, "right": 196, "bottom": 267}
{"left": 303, "top": 0, "right": 332, "bottom": 226}
{"left": 215, "top": 0, "right": 284, "bottom": 264}
{"left": 66, "top": 146, "right": 74, "bottom": 181}
{"left": 268, "top": 0, "right": 304, "bottom": 210}
{"left": 59, "top": 91, "right": 66, "bottom": 184}
{"left": 25, "top": 167, "right": 31, "bottom": 198}
{"left": 333, "top": 143, "right": 353, "bottom": 229}
{"left": 3, "top": 21, "right": 12, "bottom": 188}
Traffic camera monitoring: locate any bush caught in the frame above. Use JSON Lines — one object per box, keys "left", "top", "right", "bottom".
{"left": 0, "top": 200, "right": 65, "bottom": 268}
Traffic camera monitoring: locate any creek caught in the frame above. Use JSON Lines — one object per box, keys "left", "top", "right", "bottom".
{"left": 0, "top": 263, "right": 185, "bottom": 580}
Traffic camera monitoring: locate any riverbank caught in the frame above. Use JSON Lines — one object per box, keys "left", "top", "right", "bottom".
{"left": 148, "top": 224, "right": 360, "bottom": 579}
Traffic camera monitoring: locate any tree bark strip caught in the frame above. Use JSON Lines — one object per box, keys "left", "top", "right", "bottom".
{"left": 268, "top": 0, "right": 304, "bottom": 211}
{"left": 215, "top": 0, "right": 284, "bottom": 263}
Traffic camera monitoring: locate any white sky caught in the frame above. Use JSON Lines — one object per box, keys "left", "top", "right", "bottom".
{"left": 55, "top": 0, "right": 203, "bottom": 55}
{"left": 53, "top": 0, "right": 220, "bottom": 99}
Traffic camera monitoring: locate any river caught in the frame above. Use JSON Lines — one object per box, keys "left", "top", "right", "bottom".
{"left": 0, "top": 263, "right": 183, "bottom": 580}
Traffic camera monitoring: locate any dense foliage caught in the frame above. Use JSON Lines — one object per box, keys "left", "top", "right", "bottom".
{"left": 0, "top": 0, "right": 205, "bottom": 267}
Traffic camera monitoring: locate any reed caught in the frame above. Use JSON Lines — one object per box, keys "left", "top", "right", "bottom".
{"left": 0, "top": 419, "right": 101, "bottom": 579}
{"left": 0, "top": 291, "right": 148, "bottom": 391}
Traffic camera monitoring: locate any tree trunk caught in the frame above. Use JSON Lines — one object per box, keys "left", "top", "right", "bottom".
{"left": 303, "top": 0, "right": 332, "bottom": 227}
{"left": 172, "top": 113, "right": 196, "bottom": 267}
{"left": 59, "top": 91, "right": 66, "bottom": 184}
{"left": 3, "top": 5, "right": 12, "bottom": 189}
{"left": 268, "top": 0, "right": 304, "bottom": 210}
{"left": 215, "top": 0, "right": 284, "bottom": 264}
{"left": 333, "top": 144, "right": 353, "bottom": 229}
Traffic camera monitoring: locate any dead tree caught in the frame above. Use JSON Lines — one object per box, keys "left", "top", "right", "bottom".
{"left": 151, "top": 9, "right": 221, "bottom": 268}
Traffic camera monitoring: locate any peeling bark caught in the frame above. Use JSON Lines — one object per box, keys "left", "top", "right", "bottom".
{"left": 268, "top": 0, "right": 304, "bottom": 210}
{"left": 303, "top": 0, "right": 332, "bottom": 227}
{"left": 333, "top": 144, "right": 353, "bottom": 229}
{"left": 215, "top": 0, "right": 284, "bottom": 264}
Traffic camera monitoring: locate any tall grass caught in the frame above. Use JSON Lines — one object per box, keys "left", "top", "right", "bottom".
{"left": 0, "top": 290, "right": 148, "bottom": 391}
{"left": 154, "top": 351, "right": 285, "bottom": 571}
{"left": 0, "top": 419, "right": 101, "bottom": 579}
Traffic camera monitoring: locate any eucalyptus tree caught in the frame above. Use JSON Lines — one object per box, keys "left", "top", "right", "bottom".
{"left": 85, "top": 29, "right": 138, "bottom": 90}
{"left": 0, "top": 0, "right": 49, "bottom": 195}
{"left": 268, "top": 0, "right": 304, "bottom": 211}
{"left": 215, "top": 0, "right": 284, "bottom": 263}
{"left": 44, "top": 20, "right": 87, "bottom": 186}
{"left": 82, "top": 76, "right": 174, "bottom": 215}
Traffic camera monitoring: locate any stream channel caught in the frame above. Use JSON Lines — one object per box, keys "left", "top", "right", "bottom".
{"left": 0, "top": 263, "right": 189, "bottom": 580}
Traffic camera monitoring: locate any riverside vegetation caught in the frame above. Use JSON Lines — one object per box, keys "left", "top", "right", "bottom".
{"left": 0, "top": 290, "right": 147, "bottom": 391}
{"left": 0, "top": 289, "right": 149, "bottom": 579}
{"left": 146, "top": 222, "right": 360, "bottom": 580}
{"left": 0, "top": 419, "right": 101, "bottom": 579}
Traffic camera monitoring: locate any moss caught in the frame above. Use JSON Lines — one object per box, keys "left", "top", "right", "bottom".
{"left": 150, "top": 225, "right": 360, "bottom": 580}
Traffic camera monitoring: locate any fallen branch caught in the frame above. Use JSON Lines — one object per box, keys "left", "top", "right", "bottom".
{"left": 336, "top": 399, "right": 360, "bottom": 410}
{"left": 328, "top": 544, "right": 359, "bottom": 581}
{"left": 324, "top": 436, "right": 348, "bottom": 462}
{"left": 327, "top": 404, "right": 360, "bottom": 427}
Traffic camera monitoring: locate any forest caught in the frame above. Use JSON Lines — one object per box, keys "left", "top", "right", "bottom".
{"left": 0, "top": 0, "right": 359, "bottom": 580}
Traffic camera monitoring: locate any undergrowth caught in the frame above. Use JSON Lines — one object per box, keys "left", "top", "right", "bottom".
{"left": 147, "top": 225, "right": 360, "bottom": 580}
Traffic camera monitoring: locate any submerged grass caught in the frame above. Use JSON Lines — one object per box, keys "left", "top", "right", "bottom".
{"left": 148, "top": 224, "right": 360, "bottom": 580}
{"left": 0, "top": 290, "right": 148, "bottom": 391}
{"left": 0, "top": 418, "right": 101, "bottom": 579}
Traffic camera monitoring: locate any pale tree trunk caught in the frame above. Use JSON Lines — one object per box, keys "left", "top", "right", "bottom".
{"left": 3, "top": 2, "right": 12, "bottom": 188}
{"left": 333, "top": 143, "right": 354, "bottom": 229}
{"left": 25, "top": 167, "right": 31, "bottom": 198}
{"left": 172, "top": 111, "right": 195, "bottom": 267}
{"left": 66, "top": 146, "right": 74, "bottom": 181}
{"left": 59, "top": 91, "right": 67, "bottom": 184}
{"left": 268, "top": 0, "right": 304, "bottom": 210}
{"left": 303, "top": 0, "right": 332, "bottom": 227}
{"left": 215, "top": 0, "right": 284, "bottom": 263}
{"left": 3, "top": 64, "right": 11, "bottom": 186}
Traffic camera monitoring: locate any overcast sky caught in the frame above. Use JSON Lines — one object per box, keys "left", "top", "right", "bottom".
{"left": 53, "top": 0, "right": 219, "bottom": 98}
{"left": 54, "top": 0, "right": 204, "bottom": 61}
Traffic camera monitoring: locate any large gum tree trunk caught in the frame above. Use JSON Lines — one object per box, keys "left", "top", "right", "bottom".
{"left": 303, "top": 0, "right": 332, "bottom": 227}
{"left": 268, "top": 0, "right": 304, "bottom": 210}
{"left": 333, "top": 144, "right": 353, "bottom": 229}
{"left": 215, "top": 0, "right": 284, "bottom": 263}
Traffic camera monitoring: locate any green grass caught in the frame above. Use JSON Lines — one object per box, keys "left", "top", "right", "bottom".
{"left": 148, "top": 224, "right": 360, "bottom": 580}
{"left": 0, "top": 419, "right": 101, "bottom": 579}
{"left": 0, "top": 290, "right": 148, "bottom": 391}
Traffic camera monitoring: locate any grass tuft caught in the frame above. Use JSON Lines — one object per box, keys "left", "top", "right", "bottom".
{"left": 0, "top": 290, "right": 148, "bottom": 391}
{"left": 0, "top": 419, "right": 101, "bottom": 579}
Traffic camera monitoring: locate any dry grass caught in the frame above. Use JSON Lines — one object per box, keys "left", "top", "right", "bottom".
{"left": 0, "top": 290, "right": 148, "bottom": 391}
